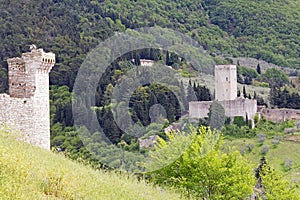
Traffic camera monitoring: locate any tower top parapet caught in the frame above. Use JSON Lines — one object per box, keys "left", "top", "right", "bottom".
{"left": 7, "top": 47, "right": 55, "bottom": 98}
{"left": 215, "top": 64, "right": 236, "bottom": 71}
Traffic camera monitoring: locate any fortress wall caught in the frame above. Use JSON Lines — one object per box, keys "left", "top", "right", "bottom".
{"left": 261, "top": 108, "right": 300, "bottom": 123}
{"left": 245, "top": 99, "right": 257, "bottom": 120}
{"left": 189, "top": 101, "right": 212, "bottom": 118}
{"left": 0, "top": 94, "right": 34, "bottom": 139}
{"left": 220, "top": 98, "right": 257, "bottom": 120}
{"left": 189, "top": 98, "right": 257, "bottom": 121}
{"left": 220, "top": 99, "right": 245, "bottom": 117}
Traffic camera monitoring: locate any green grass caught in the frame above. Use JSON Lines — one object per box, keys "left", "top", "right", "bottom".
{"left": 224, "top": 137, "right": 300, "bottom": 195}
{"left": 0, "top": 126, "right": 184, "bottom": 200}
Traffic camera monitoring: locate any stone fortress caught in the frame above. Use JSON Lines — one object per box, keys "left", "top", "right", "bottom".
{"left": 189, "top": 64, "right": 300, "bottom": 124}
{"left": 0, "top": 45, "right": 55, "bottom": 149}
{"left": 189, "top": 65, "right": 257, "bottom": 124}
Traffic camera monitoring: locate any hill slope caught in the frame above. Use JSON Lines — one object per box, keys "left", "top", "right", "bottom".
{"left": 0, "top": 126, "right": 183, "bottom": 200}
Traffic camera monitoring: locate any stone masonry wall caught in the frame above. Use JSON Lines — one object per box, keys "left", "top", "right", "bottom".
{"left": 260, "top": 108, "right": 300, "bottom": 123}
{"left": 189, "top": 98, "right": 257, "bottom": 121}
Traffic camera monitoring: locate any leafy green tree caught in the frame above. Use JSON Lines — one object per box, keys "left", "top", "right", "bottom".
{"left": 233, "top": 116, "right": 246, "bottom": 127}
{"left": 255, "top": 157, "right": 299, "bottom": 199}
{"left": 146, "top": 126, "right": 255, "bottom": 199}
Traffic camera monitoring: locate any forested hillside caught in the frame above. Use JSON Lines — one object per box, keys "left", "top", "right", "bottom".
{"left": 0, "top": 0, "right": 299, "bottom": 93}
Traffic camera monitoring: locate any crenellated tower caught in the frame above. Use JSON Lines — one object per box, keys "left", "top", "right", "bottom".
{"left": 3, "top": 46, "right": 55, "bottom": 149}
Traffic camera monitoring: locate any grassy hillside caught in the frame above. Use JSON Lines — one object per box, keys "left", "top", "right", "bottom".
{"left": 0, "top": 126, "right": 183, "bottom": 200}
{"left": 225, "top": 135, "right": 300, "bottom": 195}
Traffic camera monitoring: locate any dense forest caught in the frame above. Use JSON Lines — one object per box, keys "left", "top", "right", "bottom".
{"left": 0, "top": 0, "right": 299, "bottom": 92}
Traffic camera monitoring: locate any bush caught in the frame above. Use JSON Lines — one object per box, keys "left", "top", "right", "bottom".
{"left": 271, "top": 136, "right": 282, "bottom": 147}
{"left": 233, "top": 116, "right": 246, "bottom": 127}
{"left": 252, "top": 80, "right": 269, "bottom": 88}
{"left": 240, "top": 143, "right": 254, "bottom": 155}
{"left": 257, "top": 133, "right": 266, "bottom": 144}
{"left": 261, "top": 145, "right": 269, "bottom": 155}
{"left": 283, "top": 159, "right": 294, "bottom": 171}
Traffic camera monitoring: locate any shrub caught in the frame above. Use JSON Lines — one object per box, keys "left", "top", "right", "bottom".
{"left": 257, "top": 133, "right": 266, "bottom": 144}
{"left": 233, "top": 116, "right": 246, "bottom": 127}
{"left": 261, "top": 145, "right": 269, "bottom": 155}
{"left": 284, "top": 128, "right": 297, "bottom": 134}
{"left": 271, "top": 136, "right": 282, "bottom": 147}
{"left": 283, "top": 159, "right": 294, "bottom": 171}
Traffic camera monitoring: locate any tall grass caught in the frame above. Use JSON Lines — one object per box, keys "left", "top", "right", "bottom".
{"left": 0, "top": 126, "right": 183, "bottom": 200}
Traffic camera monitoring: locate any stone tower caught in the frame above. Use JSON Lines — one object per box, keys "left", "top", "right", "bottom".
{"left": 215, "top": 65, "right": 237, "bottom": 101}
{"left": 1, "top": 46, "right": 55, "bottom": 149}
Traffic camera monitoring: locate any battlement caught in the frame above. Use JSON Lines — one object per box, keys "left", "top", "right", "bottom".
{"left": 7, "top": 47, "right": 55, "bottom": 98}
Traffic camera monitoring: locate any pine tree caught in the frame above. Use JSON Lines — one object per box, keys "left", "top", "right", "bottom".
{"left": 187, "top": 82, "right": 197, "bottom": 102}
{"left": 243, "top": 86, "right": 247, "bottom": 98}
{"left": 208, "top": 101, "right": 226, "bottom": 130}
{"left": 256, "top": 63, "right": 261, "bottom": 74}
{"left": 180, "top": 80, "right": 188, "bottom": 110}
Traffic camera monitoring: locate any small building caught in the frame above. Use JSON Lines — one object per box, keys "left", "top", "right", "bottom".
{"left": 140, "top": 59, "right": 155, "bottom": 67}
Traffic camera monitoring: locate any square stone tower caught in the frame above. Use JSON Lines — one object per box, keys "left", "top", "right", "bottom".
{"left": 215, "top": 65, "right": 237, "bottom": 101}
{"left": 2, "top": 46, "right": 55, "bottom": 149}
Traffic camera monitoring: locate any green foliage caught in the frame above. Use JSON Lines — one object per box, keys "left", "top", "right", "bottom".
{"left": 205, "top": 0, "right": 300, "bottom": 68}
{"left": 208, "top": 101, "right": 226, "bottom": 130}
{"left": 237, "top": 65, "right": 259, "bottom": 85}
{"left": 222, "top": 124, "right": 256, "bottom": 138}
{"left": 221, "top": 118, "right": 294, "bottom": 139}
{"left": 257, "top": 159, "right": 300, "bottom": 199}
{"left": 147, "top": 126, "right": 255, "bottom": 199}
{"left": 270, "top": 85, "right": 300, "bottom": 109}
{"left": 252, "top": 80, "right": 269, "bottom": 88}
{"left": 262, "top": 68, "right": 290, "bottom": 86}
{"left": 50, "top": 86, "right": 73, "bottom": 127}
{"left": 233, "top": 116, "right": 246, "bottom": 127}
